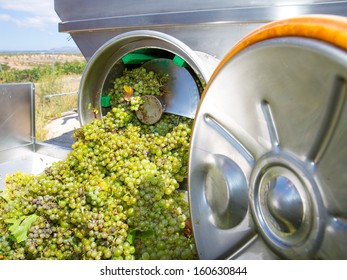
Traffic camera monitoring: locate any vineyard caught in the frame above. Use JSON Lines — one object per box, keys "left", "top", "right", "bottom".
{"left": 0, "top": 53, "right": 86, "bottom": 141}
{"left": 0, "top": 53, "right": 85, "bottom": 83}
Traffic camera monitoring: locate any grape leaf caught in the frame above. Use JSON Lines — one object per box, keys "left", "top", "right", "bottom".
{"left": 6, "top": 214, "right": 38, "bottom": 243}
{"left": 127, "top": 231, "right": 135, "bottom": 244}
{"left": 123, "top": 85, "right": 133, "bottom": 101}
{"left": 127, "top": 229, "right": 154, "bottom": 244}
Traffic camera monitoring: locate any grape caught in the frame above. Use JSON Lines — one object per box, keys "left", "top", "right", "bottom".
{"left": 0, "top": 65, "right": 198, "bottom": 260}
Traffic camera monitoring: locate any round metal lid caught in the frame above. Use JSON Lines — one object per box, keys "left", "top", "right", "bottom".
{"left": 136, "top": 95, "right": 163, "bottom": 124}
{"left": 188, "top": 16, "right": 347, "bottom": 260}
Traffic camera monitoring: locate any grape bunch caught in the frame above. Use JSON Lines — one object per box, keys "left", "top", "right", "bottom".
{"left": 108, "top": 67, "right": 168, "bottom": 107}
{"left": 0, "top": 66, "right": 198, "bottom": 260}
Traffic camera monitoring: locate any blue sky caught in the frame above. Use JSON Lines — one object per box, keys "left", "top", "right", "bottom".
{"left": 0, "top": 0, "right": 78, "bottom": 51}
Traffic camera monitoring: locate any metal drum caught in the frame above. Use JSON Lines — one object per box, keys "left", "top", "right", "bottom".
{"left": 77, "top": 30, "right": 218, "bottom": 125}
{"left": 188, "top": 15, "right": 347, "bottom": 260}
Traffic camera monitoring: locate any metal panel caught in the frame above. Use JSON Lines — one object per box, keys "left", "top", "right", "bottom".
{"left": 55, "top": 0, "right": 346, "bottom": 22}
{"left": 0, "top": 144, "right": 70, "bottom": 190}
{"left": 0, "top": 84, "right": 71, "bottom": 190}
{"left": 68, "top": 23, "right": 263, "bottom": 61}
{"left": 0, "top": 83, "right": 35, "bottom": 152}
{"left": 58, "top": 1, "right": 347, "bottom": 32}
{"left": 55, "top": 0, "right": 347, "bottom": 61}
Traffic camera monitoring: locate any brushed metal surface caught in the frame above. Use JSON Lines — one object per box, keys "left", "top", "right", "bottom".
{"left": 0, "top": 83, "right": 35, "bottom": 152}
{"left": 0, "top": 83, "right": 70, "bottom": 190}
{"left": 189, "top": 37, "right": 347, "bottom": 259}
{"left": 55, "top": 0, "right": 340, "bottom": 21}
{"left": 0, "top": 145, "right": 69, "bottom": 190}
{"left": 142, "top": 58, "right": 200, "bottom": 119}
{"left": 55, "top": 0, "right": 347, "bottom": 61}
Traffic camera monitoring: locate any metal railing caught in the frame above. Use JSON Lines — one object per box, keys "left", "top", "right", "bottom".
{"left": 44, "top": 91, "right": 77, "bottom": 99}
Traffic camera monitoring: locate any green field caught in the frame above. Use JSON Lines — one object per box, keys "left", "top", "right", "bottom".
{"left": 0, "top": 53, "right": 86, "bottom": 140}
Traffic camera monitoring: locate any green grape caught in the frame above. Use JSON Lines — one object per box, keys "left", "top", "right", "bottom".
{"left": 0, "top": 65, "right": 201, "bottom": 260}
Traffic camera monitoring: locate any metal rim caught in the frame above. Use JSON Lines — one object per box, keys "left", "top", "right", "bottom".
{"left": 77, "top": 30, "right": 214, "bottom": 126}
{"left": 204, "top": 15, "right": 347, "bottom": 91}
{"left": 188, "top": 35, "right": 347, "bottom": 260}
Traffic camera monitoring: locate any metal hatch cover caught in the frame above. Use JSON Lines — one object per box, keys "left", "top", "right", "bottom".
{"left": 142, "top": 58, "right": 200, "bottom": 119}
{"left": 188, "top": 16, "right": 347, "bottom": 260}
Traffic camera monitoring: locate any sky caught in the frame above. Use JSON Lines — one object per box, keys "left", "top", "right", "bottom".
{"left": 0, "top": 0, "right": 78, "bottom": 51}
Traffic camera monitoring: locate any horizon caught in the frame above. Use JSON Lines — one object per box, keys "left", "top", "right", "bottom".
{"left": 0, "top": 46, "right": 81, "bottom": 54}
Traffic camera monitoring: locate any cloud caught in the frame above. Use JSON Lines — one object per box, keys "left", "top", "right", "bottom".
{"left": 0, "top": 0, "right": 59, "bottom": 28}
{"left": 0, "top": 13, "right": 12, "bottom": 22}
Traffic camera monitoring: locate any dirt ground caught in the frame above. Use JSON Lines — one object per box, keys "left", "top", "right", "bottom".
{"left": 0, "top": 53, "right": 85, "bottom": 70}
{"left": 44, "top": 112, "right": 81, "bottom": 148}
{"left": 45, "top": 112, "right": 80, "bottom": 139}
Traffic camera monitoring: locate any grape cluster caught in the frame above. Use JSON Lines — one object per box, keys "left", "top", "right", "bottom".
{"left": 0, "top": 66, "right": 198, "bottom": 260}
{"left": 108, "top": 67, "right": 168, "bottom": 108}
{"left": 129, "top": 96, "right": 143, "bottom": 112}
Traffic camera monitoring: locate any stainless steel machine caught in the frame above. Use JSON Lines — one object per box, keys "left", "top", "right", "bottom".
{"left": 2, "top": 0, "right": 341, "bottom": 259}
{"left": 55, "top": 0, "right": 347, "bottom": 125}
{"left": 188, "top": 15, "right": 347, "bottom": 260}
{"left": 0, "top": 83, "right": 70, "bottom": 189}
{"left": 55, "top": 0, "right": 347, "bottom": 61}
